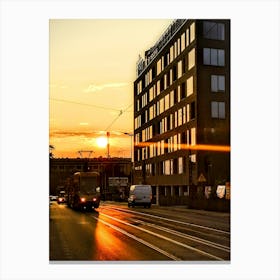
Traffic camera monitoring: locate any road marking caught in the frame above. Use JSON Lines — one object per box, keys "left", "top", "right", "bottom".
{"left": 96, "top": 212, "right": 225, "bottom": 261}
{"left": 131, "top": 219, "right": 230, "bottom": 252}
{"left": 103, "top": 206, "right": 230, "bottom": 235}
{"left": 91, "top": 216, "right": 180, "bottom": 261}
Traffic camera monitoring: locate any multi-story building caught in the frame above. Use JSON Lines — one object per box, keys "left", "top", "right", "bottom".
{"left": 133, "top": 19, "right": 230, "bottom": 205}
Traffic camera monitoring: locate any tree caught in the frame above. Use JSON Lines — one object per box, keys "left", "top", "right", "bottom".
{"left": 49, "top": 145, "right": 55, "bottom": 159}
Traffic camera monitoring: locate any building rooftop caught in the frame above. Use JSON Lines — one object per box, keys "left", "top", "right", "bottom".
{"left": 136, "top": 19, "right": 187, "bottom": 77}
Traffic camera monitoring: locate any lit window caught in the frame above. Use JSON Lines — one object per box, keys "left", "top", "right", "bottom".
{"left": 191, "top": 128, "right": 196, "bottom": 145}
{"left": 186, "top": 29, "right": 189, "bottom": 47}
{"left": 157, "top": 59, "right": 162, "bottom": 75}
{"left": 178, "top": 60, "right": 182, "bottom": 78}
{"left": 170, "top": 46, "right": 174, "bottom": 63}
{"left": 177, "top": 38, "right": 181, "bottom": 56}
{"left": 190, "top": 22, "right": 195, "bottom": 42}
{"left": 178, "top": 157, "right": 183, "bottom": 174}
{"left": 188, "top": 48, "right": 195, "bottom": 70}
{"left": 187, "top": 76, "right": 193, "bottom": 96}
{"left": 181, "top": 32, "right": 185, "bottom": 51}
{"left": 170, "top": 90, "right": 174, "bottom": 107}
{"left": 187, "top": 104, "right": 190, "bottom": 122}
{"left": 165, "top": 94, "right": 170, "bottom": 110}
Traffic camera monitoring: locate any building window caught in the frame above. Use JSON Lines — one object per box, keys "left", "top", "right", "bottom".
{"left": 173, "top": 64, "right": 177, "bottom": 81}
{"left": 178, "top": 157, "right": 183, "bottom": 174}
{"left": 177, "top": 38, "right": 181, "bottom": 56}
{"left": 211, "top": 75, "right": 225, "bottom": 92}
{"left": 190, "top": 22, "right": 195, "bottom": 42}
{"left": 178, "top": 60, "right": 182, "bottom": 79}
{"left": 211, "top": 101, "right": 225, "bottom": 119}
{"left": 186, "top": 29, "right": 189, "bottom": 47}
{"left": 191, "top": 127, "right": 196, "bottom": 145}
{"left": 165, "top": 93, "right": 170, "bottom": 110}
{"left": 170, "top": 45, "right": 174, "bottom": 63}
{"left": 181, "top": 82, "right": 186, "bottom": 99}
{"left": 157, "top": 59, "right": 162, "bottom": 75}
{"left": 190, "top": 101, "right": 195, "bottom": 119}
{"left": 170, "top": 90, "right": 174, "bottom": 107}
{"left": 187, "top": 76, "right": 193, "bottom": 97}
{"left": 181, "top": 32, "right": 186, "bottom": 51}
{"left": 137, "top": 80, "right": 142, "bottom": 95}
{"left": 164, "top": 52, "right": 169, "bottom": 68}
{"left": 203, "top": 21, "right": 225, "bottom": 40}
{"left": 160, "top": 76, "right": 164, "bottom": 92}
{"left": 203, "top": 48, "right": 225, "bottom": 66}
{"left": 188, "top": 48, "right": 195, "bottom": 70}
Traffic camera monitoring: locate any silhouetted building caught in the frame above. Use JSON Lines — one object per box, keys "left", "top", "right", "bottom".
{"left": 134, "top": 19, "right": 230, "bottom": 205}
{"left": 49, "top": 157, "right": 131, "bottom": 200}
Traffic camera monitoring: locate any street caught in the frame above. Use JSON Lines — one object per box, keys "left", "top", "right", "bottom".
{"left": 49, "top": 201, "right": 230, "bottom": 261}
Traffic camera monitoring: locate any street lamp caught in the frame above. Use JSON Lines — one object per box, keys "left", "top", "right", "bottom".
{"left": 122, "top": 132, "right": 134, "bottom": 185}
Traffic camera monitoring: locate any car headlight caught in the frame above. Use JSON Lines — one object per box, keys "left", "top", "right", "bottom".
{"left": 80, "top": 197, "right": 86, "bottom": 202}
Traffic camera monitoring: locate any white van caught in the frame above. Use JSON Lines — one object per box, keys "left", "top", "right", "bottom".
{"left": 128, "top": 185, "right": 152, "bottom": 208}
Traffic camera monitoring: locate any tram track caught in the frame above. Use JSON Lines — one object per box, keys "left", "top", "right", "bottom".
{"left": 95, "top": 204, "right": 230, "bottom": 261}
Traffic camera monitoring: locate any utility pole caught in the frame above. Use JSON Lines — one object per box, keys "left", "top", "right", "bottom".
{"left": 106, "top": 132, "right": 110, "bottom": 158}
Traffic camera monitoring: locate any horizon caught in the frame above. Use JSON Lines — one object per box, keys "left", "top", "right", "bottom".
{"left": 49, "top": 19, "right": 173, "bottom": 158}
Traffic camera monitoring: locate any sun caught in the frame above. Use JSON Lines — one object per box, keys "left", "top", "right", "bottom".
{"left": 96, "top": 136, "right": 108, "bottom": 148}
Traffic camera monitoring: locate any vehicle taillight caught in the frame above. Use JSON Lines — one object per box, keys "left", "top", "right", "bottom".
{"left": 81, "top": 197, "right": 86, "bottom": 202}
{"left": 58, "top": 197, "right": 63, "bottom": 202}
{"left": 93, "top": 198, "right": 97, "bottom": 202}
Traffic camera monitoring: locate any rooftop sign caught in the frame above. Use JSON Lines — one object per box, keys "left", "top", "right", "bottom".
{"left": 136, "top": 19, "right": 187, "bottom": 77}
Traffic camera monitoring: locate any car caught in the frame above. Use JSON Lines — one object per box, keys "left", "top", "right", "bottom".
{"left": 49, "top": 195, "right": 58, "bottom": 201}
{"left": 128, "top": 185, "right": 152, "bottom": 208}
{"left": 57, "top": 194, "right": 67, "bottom": 204}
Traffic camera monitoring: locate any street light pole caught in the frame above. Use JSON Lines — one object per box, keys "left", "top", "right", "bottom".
{"left": 122, "top": 132, "right": 134, "bottom": 185}
{"left": 106, "top": 131, "right": 110, "bottom": 158}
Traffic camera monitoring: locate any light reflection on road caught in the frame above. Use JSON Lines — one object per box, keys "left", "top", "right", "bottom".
{"left": 92, "top": 218, "right": 125, "bottom": 260}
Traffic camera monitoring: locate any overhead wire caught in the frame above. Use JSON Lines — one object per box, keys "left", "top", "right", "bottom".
{"left": 50, "top": 97, "right": 132, "bottom": 112}
{"left": 105, "top": 103, "right": 133, "bottom": 131}
{"left": 50, "top": 97, "right": 133, "bottom": 131}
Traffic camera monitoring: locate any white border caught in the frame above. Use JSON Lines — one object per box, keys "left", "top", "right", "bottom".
{"left": 1, "top": 0, "right": 279, "bottom": 279}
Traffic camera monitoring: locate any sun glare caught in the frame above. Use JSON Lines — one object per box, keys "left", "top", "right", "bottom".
{"left": 96, "top": 136, "right": 108, "bottom": 148}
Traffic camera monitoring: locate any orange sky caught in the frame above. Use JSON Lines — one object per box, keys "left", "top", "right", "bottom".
{"left": 49, "top": 19, "right": 173, "bottom": 158}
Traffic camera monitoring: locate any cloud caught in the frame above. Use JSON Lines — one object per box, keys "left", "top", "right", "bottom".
{"left": 83, "top": 82, "right": 128, "bottom": 93}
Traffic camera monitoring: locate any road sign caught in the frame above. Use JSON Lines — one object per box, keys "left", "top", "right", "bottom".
{"left": 108, "top": 177, "right": 128, "bottom": 187}
{"left": 197, "top": 173, "right": 207, "bottom": 183}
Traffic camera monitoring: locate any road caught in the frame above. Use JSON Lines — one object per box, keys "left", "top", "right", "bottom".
{"left": 49, "top": 201, "right": 230, "bottom": 261}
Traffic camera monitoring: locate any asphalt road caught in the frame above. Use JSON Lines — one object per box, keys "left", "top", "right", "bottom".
{"left": 49, "top": 201, "right": 230, "bottom": 262}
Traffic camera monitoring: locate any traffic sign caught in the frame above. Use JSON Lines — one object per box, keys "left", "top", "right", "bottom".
{"left": 197, "top": 173, "right": 207, "bottom": 183}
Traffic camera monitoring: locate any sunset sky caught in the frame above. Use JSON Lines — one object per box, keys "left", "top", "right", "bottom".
{"left": 2, "top": 0, "right": 279, "bottom": 279}
{"left": 49, "top": 19, "right": 173, "bottom": 158}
